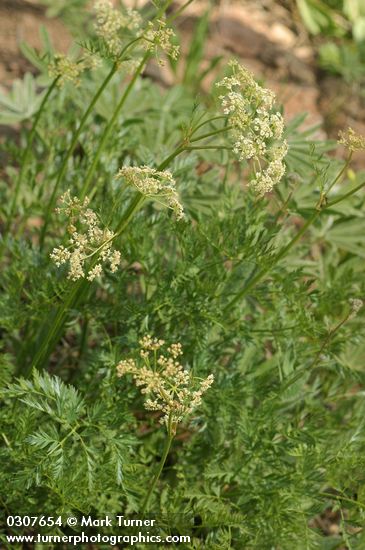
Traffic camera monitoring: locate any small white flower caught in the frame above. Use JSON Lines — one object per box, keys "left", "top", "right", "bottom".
{"left": 116, "top": 166, "right": 185, "bottom": 220}
{"left": 338, "top": 127, "right": 365, "bottom": 152}
{"left": 50, "top": 191, "right": 121, "bottom": 282}
{"left": 87, "top": 264, "right": 103, "bottom": 281}
{"left": 349, "top": 298, "right": 363, "bottom": 318}
{"left": 50, "top": 246, "right": 71, "bottom": 266}
{"left": 116, "top": 337, "right": 213, "bottom": 435}
{"left": 217, "top": 60, "right": 288, "bottom": 195}
{"left": 142, "top": 19, "right": 179, "bottom": 63}
{"left": 48, "top": 54, "right": 82, "bottom": 87}
{"left": 94, "top": 0, "right": 141, "bottom": 58}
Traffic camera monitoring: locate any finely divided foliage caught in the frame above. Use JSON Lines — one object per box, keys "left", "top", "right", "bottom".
{"left": 1, "top": 1, "right": 365, "bottom": 548}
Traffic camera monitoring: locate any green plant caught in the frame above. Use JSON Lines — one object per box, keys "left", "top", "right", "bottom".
{"left": 1, "top": 1, "right": 365, "bottom": 548}
{"left": 296, "top": 0, "right": 365, "bottom": 84}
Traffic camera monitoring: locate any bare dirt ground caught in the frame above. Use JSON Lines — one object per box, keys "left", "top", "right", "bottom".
{"left": 0, "top": 0, "right": 365, "bottom": 168}
{"left": 0, "top": 0, "right": 71, "bottom": 83}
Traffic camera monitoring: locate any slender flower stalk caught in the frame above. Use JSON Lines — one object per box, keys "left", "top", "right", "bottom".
{"left": 155, "top": 140, "right": 230, "bottom": 172}
{"left": 141, "top": 424, "right": 174, "bottom": 513}
{"left": 186, "top": 145, "right": 231, "bottom": 151}
{"left": 4, "top": 77, "right": 59, "bottom": 236}
{"left": 22, "top": 191, "right": 145, "bottom": 375}
{"left": 190, "top": 115, "right": 228, "bottom": 136}
{"left": 223, "top": 148, "right": 365, "bottom": 312}
{"left": 310, "top": 298, "right": 363, "bottom": 369}
{"left": 116, "top": 166, "right": 185, "bottom": 219}
{"left": 79, "top": 52, "right": 150, "bottom": 200}
{"left": 167, "top": 0, "right": 195, "bottom": 22}
{"left": 22, "top": 277, "right": 88, "bottom": 376}
{"left": 325, "top": 178, "right": 365, "bottom": 208}
{"left": 281, "top": 297, "right": 364, "bottom": 392}
{"left": 116, "top": 336, "right": 213, "bottom": 511}
{"left": 39, "top": 62, "right": 119, "bottom": 250}
{"left": 79, "top": 0, "right": 176, "bottom": 199}
{"left": 189, "top": 126, "right": 233, "bottom": 143}
{"left": 157, "top": 146, "right": 187, "bottom": 172}
{"left": 217, "top": 60, "right": 288, "bottom": 196}
{"left": 50, "top": 191, "right": 121, "bottom": 281}
{"left": 318, "top": 151, "right": 353, "bottom": 204}
{"left": 39, "top": 3, "right": 161, "bottom": 250}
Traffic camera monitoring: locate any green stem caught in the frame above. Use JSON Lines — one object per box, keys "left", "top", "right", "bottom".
{"left": 167, "top": 0, "right": 195, "bottom": 21}
{"left": 157, "top": 143, "right": 230, "bottom": 173}
{"left": 157, "top": 146, "right": 186, "bottom": 171}
{"left": 141, "top": 426, "right": 174, "bottom": 514}
{"left": 190, "top": 115, "right": 227, "bottom": 136}
{"left": 39, "top": 62, "right": 119, "bottom": 250}
{"left": 128, "top": 110, "right": 230, "bottom": 177}
{"left": 22, "top": 278, "right": 87, "bottom": 376}
{"left": 186, "top": 145, "right": 231, "bottom": 151}
{"left": 21, "top": 191, "right": 144, "bottom": 376}
{"left": 114, "top": 192, "right": 145, "bottom": 233}
{"left": 326, "top": 179, "right": 365, "bottom": 208}
{"left": 310, "top": 312, "right": 351, "bottom": 370}
{"left": 79, "top": 53, "right": 150, "bottom": 201}
{"left": 147, "top": 121, "right": 232, "bottom": 173}
{"left": 224, "top": 173, "right": 365, "bottom": 312}
{"left": 78, "top": 0, "right": 173, "bottom": 200}
{"left": 190, "top": 125, "right": 233, "bottom": 143}
{"left": 325, "top": 151, "right": 352, "bottom": 196}
{"left": 79, "top": 315, "right": 89, "bottom": 361}
{"left": 5, "top": 77, "right": 59, "bottom": 235}
{"left": 320, "top": 491, "right": 365, "bottom": 509}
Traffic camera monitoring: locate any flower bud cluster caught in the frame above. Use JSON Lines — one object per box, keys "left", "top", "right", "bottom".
{"left": 142, "top": 19, "right": 179, "bottom": 63}
{"left": 116, "top": 336, "right": 214, "bottom": 435}
{"left": 338, "top": 127, "right": 365, "bottom": 152}
{"left": 48, "top": 55, "right": 83, "bottom": 87}
{"left": 139, "top": 335, "right": 165, "bottom": 359}
{"left": 94, "top": 0, "right": 141, "bottom": 57}
{"left": 116, "top": 166, "right": 185, "bottom": 220}
{"left": 217, "top": 60, "right": 288, "bottom": 196}
{"left": 48, "top": 53, "right": 100, "bottom": 87}
{"left": 50, "top": 191, "right": 121, "bottom": 281}
{"left": 349, "top": 298, "right": 363, "bottom": 319}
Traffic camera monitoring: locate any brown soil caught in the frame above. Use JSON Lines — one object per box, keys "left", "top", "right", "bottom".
{"left": 0, "top": 0, "right": 365, "bottom": 167}
{"left": 0, "top": 0, "right": 71, "bottom": 84}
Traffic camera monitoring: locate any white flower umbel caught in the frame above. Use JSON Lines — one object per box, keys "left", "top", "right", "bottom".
{"left": 338, "top": 127, "right": 365, "bottom": 152}
{"left": 48, "top": 54, "right": 83, "bottom": 87}
{"left": 116, "top": 336, "right": 214, "bottom": 435}
{"left": 50, "top": 191, "right": 121, "bottom": 281}
{"left": 217, "top": 60, "right": 288, "bottom": 196}
{"left": 116, "top": 166, "right": 185, "bottom": 220}
{"left": 94, "top": 3, "right": 178, "bottom": 65}
{"left": 48, "top": 52, "right": 102, "bottom": 87}
{"left": 142, "top": 18, "right": 179, "bottom": 64}
{"left": 349, "top": 298, "right": 364, "bottom": 319}
{"left": 94, "top": 0, "right": 141, "bottom": 58}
